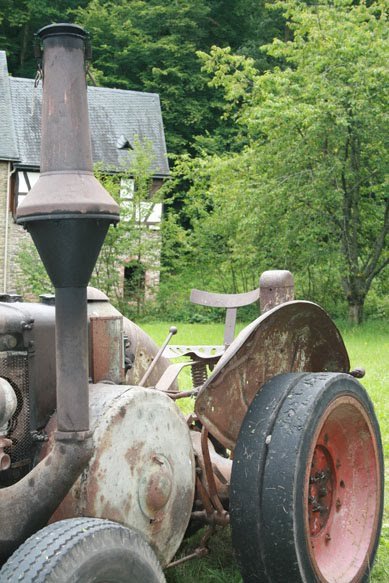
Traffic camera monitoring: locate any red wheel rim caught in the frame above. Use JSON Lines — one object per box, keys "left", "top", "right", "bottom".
{"left": 304, "top": 396, "right": 381, "bottom": 582}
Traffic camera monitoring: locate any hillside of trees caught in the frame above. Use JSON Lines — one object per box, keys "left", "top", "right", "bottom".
{"left": 2, "top": 0, "right": 388, "bottom": 323}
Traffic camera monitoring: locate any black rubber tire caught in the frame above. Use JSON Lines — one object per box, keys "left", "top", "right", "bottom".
{"left": 230, "top": 373, "right": 308, "bottom": 582}
{"left": 230, "top": 372, "right": 384, "bottom": 583}
{"left": 0, "top": 517, "right": 166, "bottom": 583}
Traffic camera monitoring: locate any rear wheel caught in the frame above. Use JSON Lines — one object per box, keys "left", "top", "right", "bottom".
{"left": 0, "top": 517, "right": 165, "bottom": 582}
{"left": 230, "top": 373, "right": 383, "bottom": 583}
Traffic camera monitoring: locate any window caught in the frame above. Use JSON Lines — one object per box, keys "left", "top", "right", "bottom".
{"left": 12, "top": 171, "right": 39, "bottom": 216}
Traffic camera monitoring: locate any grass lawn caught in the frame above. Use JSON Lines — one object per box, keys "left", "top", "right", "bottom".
{"left": 141, "top": 319, "right": 388, "bottom": 582}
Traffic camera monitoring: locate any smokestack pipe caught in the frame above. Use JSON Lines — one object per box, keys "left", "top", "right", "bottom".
{"left": 16, "top": 23, "right": 120, "bottom": 437}
{"left": 0, "top": 22, "right": 119, "bottom": 563}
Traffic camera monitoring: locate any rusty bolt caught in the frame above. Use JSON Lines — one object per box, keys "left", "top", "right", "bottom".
{"left": 336, "top": 498, "right": 342, "bottom": 510}
{"left": 350, "top": 367, "right": 365, "bottom": 379}
{"left": 139, "top": 455, "right": 174, "bottom": 519}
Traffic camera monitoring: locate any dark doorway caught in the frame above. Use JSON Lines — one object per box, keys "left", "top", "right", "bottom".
{"left": 124, "top": 260, "right": 146, "bottom": 308}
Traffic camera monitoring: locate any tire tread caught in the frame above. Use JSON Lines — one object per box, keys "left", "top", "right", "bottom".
{"left": 0, "top": 517, "right": 165, "bottom": 582}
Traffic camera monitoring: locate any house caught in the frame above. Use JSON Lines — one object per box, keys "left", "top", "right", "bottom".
{"left": 0, "top": 50, "right": 169, "bottom": 297}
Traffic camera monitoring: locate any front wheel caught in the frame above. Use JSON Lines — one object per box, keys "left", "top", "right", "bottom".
{"left": 0, "top": 517, "right": 166, "bottom": 582}
{"left": 230, "top": 373, "right": 384, "bottom": 583}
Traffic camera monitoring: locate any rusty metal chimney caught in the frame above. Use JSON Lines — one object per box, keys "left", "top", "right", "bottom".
{"left": 16, "top": 23, "right": 120, "bottom": 436}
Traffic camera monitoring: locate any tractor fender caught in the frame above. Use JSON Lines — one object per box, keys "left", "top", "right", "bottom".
{"left": 195, "top": 300, "right": 349, "bottom": 450}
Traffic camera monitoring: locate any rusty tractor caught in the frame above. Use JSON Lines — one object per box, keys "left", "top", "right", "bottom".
{"left": 0, "top": 24, "right": 383, "bottom": 583}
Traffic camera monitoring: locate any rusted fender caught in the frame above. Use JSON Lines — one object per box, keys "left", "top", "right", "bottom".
{"left": 195, "top": 301, "right": 349, "bottom": 450}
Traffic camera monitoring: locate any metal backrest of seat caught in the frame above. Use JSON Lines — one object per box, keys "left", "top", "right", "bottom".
{"left": 190, "top": 288, "right": 260, "bottom": 349}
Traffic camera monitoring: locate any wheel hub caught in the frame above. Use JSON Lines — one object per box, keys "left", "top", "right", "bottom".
{"left": 308, "top": 445, "right": 334, "bottom": 536}
{"left": 306, "top": 396, "right": 381, "bottom": 582}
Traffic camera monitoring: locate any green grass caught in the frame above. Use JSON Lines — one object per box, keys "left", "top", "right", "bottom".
{"left": 338, "top": 321, "right": 389, "bottom": 582}
{"left": 141, "top": 319, "right": 389, "bottom": 582}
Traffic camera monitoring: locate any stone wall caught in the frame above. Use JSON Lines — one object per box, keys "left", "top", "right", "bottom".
{"left": 7, "top": 217, "right": 31, "bottom": 293}
{"left": 143, "top": 229, "right": 161, "bottom": 300}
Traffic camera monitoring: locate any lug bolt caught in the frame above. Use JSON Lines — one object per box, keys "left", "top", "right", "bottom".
{"left": 336, "top": 498, "right": 342, "bottom": 510}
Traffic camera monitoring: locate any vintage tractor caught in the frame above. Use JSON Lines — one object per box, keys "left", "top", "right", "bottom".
{"left": 0, "top": 24, "right": 383, "bottom": 583}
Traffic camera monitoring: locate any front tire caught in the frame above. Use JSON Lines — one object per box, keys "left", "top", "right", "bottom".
{"left": 230, "top": 373, "right": 384, "bottom": 583}
{"left": 0, "top": 517, "right": 166, "bottom": 582}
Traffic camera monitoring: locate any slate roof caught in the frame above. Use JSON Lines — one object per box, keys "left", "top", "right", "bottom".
{"left": 0, "top": 51, "right": 169, "bottom": 177}
{"left": 0, "top": 52, "right": 19, "bottom": 161}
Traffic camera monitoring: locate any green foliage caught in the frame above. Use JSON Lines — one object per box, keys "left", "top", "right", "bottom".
{"left": 15, "top": 237, "right": 53, "bottom": 298}
{"left": 0, "top": 1, "right": 89, "bottom": 76}
{"left": 165, "top": 527, "right": 242, "bottom": 583}
{"left": 364, "top": 272, "right": 389, "bottom": 320}
{"left": 167, "top": 0, "right": 388, "bottom": 323}
{"left": 73, "top": 0, "right": 229, "bottom": 152}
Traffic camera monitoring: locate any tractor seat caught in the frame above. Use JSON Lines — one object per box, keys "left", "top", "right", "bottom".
{"left": 163, "top": 287, "right": 260, "bottom": 387}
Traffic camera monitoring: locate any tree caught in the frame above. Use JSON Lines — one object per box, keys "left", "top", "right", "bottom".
{"left": 74, "top": 0, "right": 287, "bottom": 154}
{"left": 74, "top": 0, "right": 220, "bottom": 153}
{"left": 0, "top": 1, "right": 89, "bottom": 76}
{"left": 173, "top": 0, "right": 388, "bottom": 323}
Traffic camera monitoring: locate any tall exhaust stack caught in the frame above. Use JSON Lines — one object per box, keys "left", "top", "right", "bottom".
{"left": 16, "top": 23, "right": 120, "bottom": 437}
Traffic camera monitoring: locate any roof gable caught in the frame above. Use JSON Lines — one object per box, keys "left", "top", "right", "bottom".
{"left": 1, "top": 52, "right": 169, "bottom": 177}
{"left": 9, "top": 78, "right": 41, "bottom": 168}
{"left": 88, "top": 85, "right": 169, "bottom": 176}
